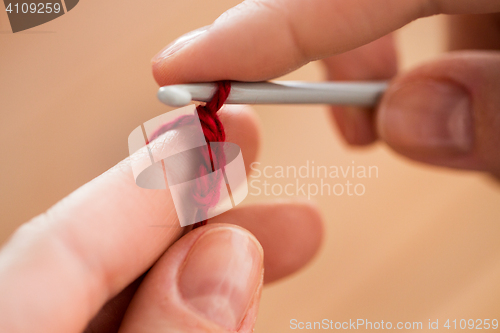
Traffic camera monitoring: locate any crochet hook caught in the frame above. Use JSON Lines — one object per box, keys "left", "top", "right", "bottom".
{"left": 157, "top": 81, "right": 388, "bottom": 108}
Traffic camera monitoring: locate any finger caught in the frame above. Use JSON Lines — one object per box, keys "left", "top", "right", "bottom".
{"left": 448, "top": 13, "right": 500, "bottom": 51}
{"left": 376, "top": 51, "right": 500, "bottom": 177}
{"left": 83, "top": 105, "right": 260, "bottom": 333}
{"left": 0, "top": 105, "right": 260, "bottom": 333}
{"left": 84, "top": 200, "right": 322, "bottom": 332}
{"left": 322, "top": 35, "right": 397, "bottom": 145}
{"left": 84, "top": 276, "right": 145, "bottom": 333}
{"left": 151, "top": 0, "right": 500, "bottom": 86}
{"left": 209, "top": 201, "right": 323, "bottom": 284}
{"left": 218, "top": 105, "right": 261, "bottom": 175}
{"left": 118, "top": 224, "right": 264, "bottom": 333}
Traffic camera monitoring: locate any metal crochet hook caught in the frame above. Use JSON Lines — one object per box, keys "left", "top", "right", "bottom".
{"left": 157, "top": 81, "right": 388, "bottom": 107}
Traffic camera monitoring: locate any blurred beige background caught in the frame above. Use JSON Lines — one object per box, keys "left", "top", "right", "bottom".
{"left": 1, "top": 1, "right": 499, "bottom": 331}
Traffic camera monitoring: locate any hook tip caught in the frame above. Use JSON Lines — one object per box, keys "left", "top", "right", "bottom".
{"left": 157, "top": 86, "right": 192, "bottom": 107}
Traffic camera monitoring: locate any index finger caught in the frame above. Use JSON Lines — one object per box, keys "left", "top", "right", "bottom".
{"left": 151, "top": 0, "right": 500, "bottom": 86}
{"left": 0, "top": 107, "right": 260, "bottom": 333}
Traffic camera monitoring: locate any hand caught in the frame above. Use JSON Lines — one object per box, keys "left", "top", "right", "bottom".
{"left": 151, "top": 0, "right": 500, "bottom": 178}
{"left": 0, "top": 106, "right": 323, "bottom": 333}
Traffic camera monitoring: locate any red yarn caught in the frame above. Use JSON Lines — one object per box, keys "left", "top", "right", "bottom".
{"left": 149, "top": 81, "right": 231, "bottom": 229}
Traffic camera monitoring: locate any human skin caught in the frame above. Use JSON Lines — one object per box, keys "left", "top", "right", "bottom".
{"left": 153, "top": 0, "right": 500, "bottom": 177}
{"left": 1, "top": 0, "right": 500, "bottom": 332}
{"left": 0, "top": 105, "right": 324, "bottom": 333}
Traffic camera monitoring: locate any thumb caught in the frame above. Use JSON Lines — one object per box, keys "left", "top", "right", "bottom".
{"left": 377, "top": 51, "right": 500, "bottom": 177}
{"left": 118, "top": 224, "right": 264, "bottom": 333}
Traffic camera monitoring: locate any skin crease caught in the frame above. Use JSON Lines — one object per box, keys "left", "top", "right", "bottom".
{"left": 1, "top": 1, "right": 500, "bottom": 332}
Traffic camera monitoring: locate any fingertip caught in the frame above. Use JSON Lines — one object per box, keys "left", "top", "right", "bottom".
{"left": 210, "top": 200, "right": 324, "bottom": 284}
{"left": 321, "top": 35, "right": 397, "bottom": 147}
{"left": 118, "top": 224, "right": 264, "bottom": 333}
{"left": 374, "top": 51, "right": 500, "bottom": 173}
{"left": 259, "top": 200, "right": 324, "bottom": 283}
{"left": 275, "top": 199, "right": 324, "bottom": 261}
{"left": 376, "top": 64, "right": 475, "bottom": 164}
{"left": 178, "top": 225, "right": 263, "bottom": 331}
{"left": 151, "top": 26, "right": 211, "bottom": 86}
{"left": 329, "top": 106, "right": 378, "bottom": 146}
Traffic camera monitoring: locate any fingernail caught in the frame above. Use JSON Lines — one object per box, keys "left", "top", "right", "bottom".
{"left": 378, "top": 80, "right": 473, "bottom": 153}
{"left": 152, "top": 26, "right": 209, "bottom": 63}
{"left": 179, "top": 227, "right": 263, "bottom": 330}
